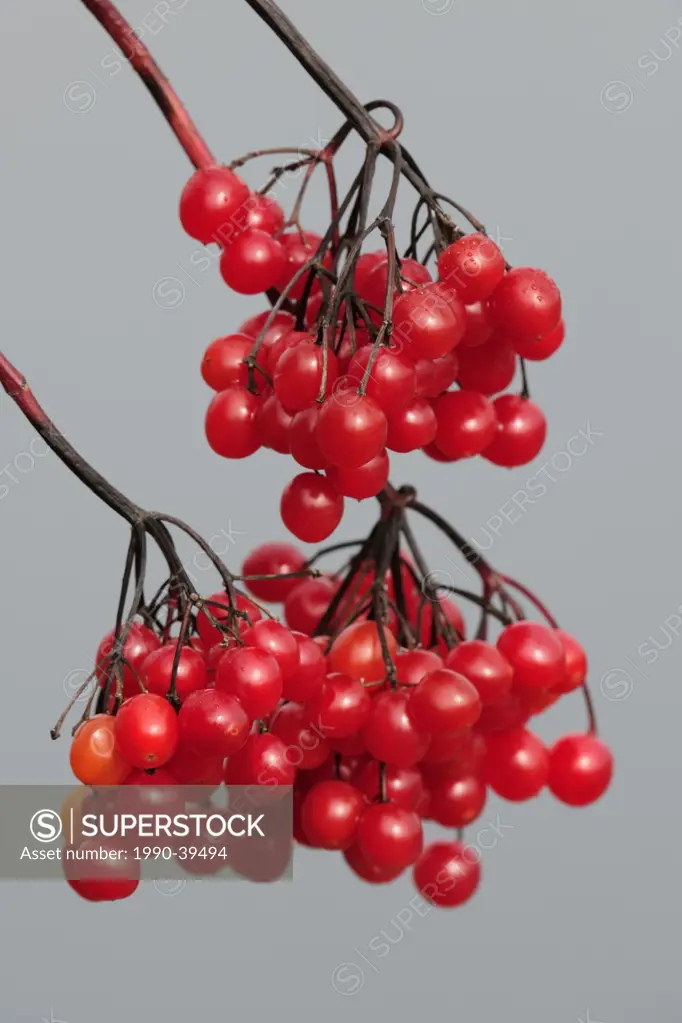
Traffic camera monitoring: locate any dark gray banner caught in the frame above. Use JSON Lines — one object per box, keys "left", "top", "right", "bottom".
{"left": 0, "top": 785, "right": 293, "bottom": 882}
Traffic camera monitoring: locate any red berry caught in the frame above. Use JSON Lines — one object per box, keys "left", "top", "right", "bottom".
{"left": 325, "top": 450, "right": 389, "bottom": 500}
{"left": 329, "top": 621, "right": 397, "bottom": 683}
{"left": 284, "top": 632, "right": 326, "bottom": 701}
{"left": 220, "top": 229, "right": 286, "bottom": 295}
{"left": 114, "top": 693, "right": 179, "bottom": 769}
{"left": 274, "top": 339, "right": 338, "bottom": 411}
{"left": 205, "top": 386, "right": 262, "bottom": 459}
{"left": 484, "top": 727, "right": 548, "bottom": 801}
{"left": 196, "top": 591, "right": 261, "bottom": 648}
{"left": 343, "top": 842, "right": 405, "bottom": 884}
{"left": 288, "top": 405, "right": 329, "bottom": 470}
{"left": 140, "top": 645, "right": 207, "bottom": 702}
{"left": 306, "top": 672, "right": 372, "bottom": 739}
{"left": 513, "top": 320, "right": 565, "bottom": 361}
{"left": 553, "top": 630, "right": 588, "bottom": 694}
{"left": 284, "top": 576, "right": 338, "bottom": 635}
{"left": 413, "top": 841, "right": 480, "bottom": 907}
{"left": 179, "top": 166, "right": 250, "bottom": 244}
{"left": 359, "top": 258, "right": 431, "bottom": 312}
{"left": 242, "top": 618, "right": 300, "bottom": 681}
{"left": 239, "top": 309, "right": 295, "bottom": 340}
{"left": 178, "top": 688, "right": 250, "bottom": 758}
{"left": 497, "top": 621, "right": 567, "bottom": 693}
{"left": 386, "top": 398, "right": 437, "bottom": 453}
{"left": 548, "top": 734, "right": 613, "bottom": 806}
{"left": 240, "top": 192, "right": 285, "bottom": 235}
{"left": 301, "top": 780, "right": 365, "bottom": 849}
{"left": 461, "top": 300, "right": 494, "bottom": 348}
{"left": 363, "top": 690, "right": 430, "bottom": 767}
{"left": 456, "top": 334, "right": 516, "bottom": 395}
{"left": 491, "top": 267, "right": 562, "bottom": 342}
{"left": 242, "top": 542, "right": 306, "bottom": 604}
{"left": 67, "top": 840, "right": 140, "bottom": 902}
{"left": 224, "top": 731, "right": 296, "bottom": 787}
{"left": 408, "top": 668, "right": 481, "bottom": 734}
{"left": 215, "top": 646, "right": 283, "bottom": 720}
{"left": 428, "top": 773, "right": 487, "bottom": 827}
{"left": 256, "top": 395, "right": 293, "bottom": 454}
{"left": 95, "top": 623, "right": 161, "bottom": 702}
{"left": 484, "top": 395, "right": 547, "bottom": 467}
{"left": 438, "top": 233, "right": 505, "bottom": 304}
{"left": 432, "top": 390, "right": 497, "bottom": 459}
{"left": 347, "top": 346, "right": 417, "bottom": 415}
{"left": 392, "top": 284, "right": 464, "bottom": 360}
{"left": 316, "top": 394, "right": 387, "bottom": 469}
{"left": 395, "top": 648, "right": 444, "bottom": 687}
{"left": 201, "top": 334, "right": 253, "bottom": 391}
{"left": 280, "top": 472, "right": 344, "bottom": 543}
{"left": 269, "top": 702, "right": 330, "bottom": 770}
{"left": 356, "top": 802, "right": 423, "bottom": 870}
{"left": 276, "top": 231, "right": 323, "bottom": 300}
{"left": 413, "top": 351, "right": 459, "bottom": 399}
{"left": 444, "top": 640, "right": 513, "bottom": 705}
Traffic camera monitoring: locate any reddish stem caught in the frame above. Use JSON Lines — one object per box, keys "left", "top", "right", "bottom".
{"left": 79, "top": 0, "right": 215, "bottom": 170}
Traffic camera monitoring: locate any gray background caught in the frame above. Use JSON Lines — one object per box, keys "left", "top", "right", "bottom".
{"left": 0, "top": 0, "right": 677, "bottom": 1020}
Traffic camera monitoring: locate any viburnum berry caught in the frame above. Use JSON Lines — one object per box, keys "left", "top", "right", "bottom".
{"left": 428, "top": 773, "right": 487, "bottom": 828}
{"left": 239, "top": 192, "right": 285, "bottom": 236}
{"left": 280, "top": 472, "right": 344, "bottom": 543}
{"left": 179, "top": 687, "right": 252, "bottom": 758}
{"left": 547, "top": 733, "right": 613, "bottom": 806}
{"left": 444, "top": 640, "right": 514, "bottom": 705}
{"left": 239, "top": 309, "right": 295, "bottom": 340}
{"left": 483, "top": 395, "right": 547, "bottom": 467}
{"left": 282, "top": 632, "right": 326, "bottom": 701}
{"left": 179, "top": 165, "right": 250, "bottom": 244}
{"left": 497, "top": 621, "right": 567, "bottom": 693}
{"left": 476, "top": 692, "right": 531, "bottom": 735}
{"left": 395, "top": 648, "right": 444, "bottom": 688}
{"left": 343, "top": 842, "right": 405, "bottom": 884}
{"left": 553, "top": 630, "right": 588, "bottom": 694}
{"left": 164, "top": 744, "right": 225, "bottom": 786}
{"left": 392, "top": 284, "right": 464, "bottom": 360}
{"left": 196, "top": 591, "right": 261, "bottom": 648}
{"left": 484, "top": 727, "right": 549, "bottom": 801}
{"left": 301, "top": 780, "right": 365, "bottom": 849}
{"left": 413, "top": 351, "right": 459, "bottom": 399}
{"left": 363, "top": 690, "right": 430, "bottom": 767}
{"left": 325, "top": 450, "right": 390, "bottom": 500}
{"left": 316, "top": 393, "right": 387, "bottom": 469}
{"left": 242, "top": 619, "right": 300, "bottom": 681}
{"left": 215, "top": 645, "right": 284, "bottom": 719}
{"left": 432, "top": 390, "right": 497, "bottom": 459}
{"left": 66, "top": 840, "right": 140, "bottom": 903}
{"left": 408, "top": 668, "right": 482, "bottom": 734}
{"left": 284, "top": 575, "right": 338, "bottom": 634}
{"left": 413, "top": 841, "right": 480, "bottom": 907}
{"left": 491, "top": 267, "right": 562, "bottom": 341}
{"left": 256, "top": 395, "right": 293, "bottom": 454}
{"left": 386, "top": 398, "right": 437, "bottom": 453}
{"left": 224, "top": 731, "right": 296, "bottom": 787}
{"left": 205, "top": 386, "right": 262, "bottom": 459}
{"left": 269, "top": 702, "right": 330, "bottom": 770}
{"left": 347, "top": 346, "right": 417, "bottom": 416}
{"left": 140, "top": 644, "right": 207, "bottom": 702}
{"left": 114, "top": 693, "right": 179, "bottom": 769}
{"left": 438, "top": 233, "right": 505, "bottom": 304}
{"left": 461, "top": 300, "right": 494, "bottom": 348}
{"left": 220, "top": 229, "right": 287, "bottom": 295}
{"left": 352, "top": 760, "right": 425, "bottom": 811}
{"left": 274, "top": 339, "right": 338, "bottom": 411}
{"left": 358, "top": 257, "right": 432, "bottom": 312}
{"left": 201, "top": 334, "right": 253, "bottom": 391}
{"left": 512, "top": 319, "right": 565, "bottom": 361}
{"left": 288, "top": 405, "right": 329, "bottom": 469}
{"left": 353, "top": 250, "right": 388, "bottom": 296}
{"left": 329, "top": 621, "right": 397, "bottom": 682}
{"left": 95, "top": 622, "right": 161, "bottom": 703}
{"left": 356, "top": 801, "right": 423, "bottom": 870}
{"left": 305, "top": 672, "right": 372, "bottom": 739}
{"left": 456, "top": 333, "right": 516, "bottom": 394}
{"left": 275, "top": 230, "right": 323, "bottom": 300}
{"left": 242, "top": 542, "right": 306, "bottom": 604}
{"left": 70, "top": 715, "right": 132, "bottom": 786}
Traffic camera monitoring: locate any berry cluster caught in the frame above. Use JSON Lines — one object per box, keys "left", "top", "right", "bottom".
{"left": 183, "top": 153, "right": 563, "bottom": 543}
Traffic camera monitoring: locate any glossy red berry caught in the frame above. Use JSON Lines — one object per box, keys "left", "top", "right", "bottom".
{"left": 484, "top": 395, "right": 547, "bottom": 467}
{"left": 548, "top": 734, "right": 613, "bottom": 806}
{"left": 284, "top": 576, "right": 338, "bottom": 634}
{"left": 347, "top": 347, "right": 417, "bottom": 416}
{"left": 444, "top": 640, "right": 513, "bottom": 705}
{"left": 325, "top": 450, "right": 390, "bottom": 500}
{"left": 413, "top": 351, "right": 459, "bottom": 399}
{"left": 205, "top": 386, "right": 261, "bottom": 459}
{"left": 220, "top": 229, "right": 286, "bottom": 294}
{"left": 413, "top": 841, "right": 480, "bottom": 907}
{"left": 256, "top": 396, "right": 292, "bottom": 454}
{"left": 240, "top": 192, "right": 285, "bottom": 235}
{"left": 305, "top": 672, "right": 372, "bottom": 739}
{"left": 408, "top": 668, "right": 481, "bottom": 734}
{"left": 356, "top": 802, "right": 423, "bottom": 870}
{"left": 491, "top": 267, "right": 562, "bottom": 341}
{"left": 179, "top": 166, "right": 250, "bottom": 244}
{"left": 114, "top": 693, "right": 179, "bottom": 769}
{"left": 316, "top": 394, "right": 387, "bottom": 469}
{"left": 359, "top": 258, "right": 431, "bottom": 312}
{"left": 392, "top": 284, "right": 464, "bottom": 360}
{"left": 196, "top": 591, "right": 261, "bottom": 648}
{"left": 461, "top": 300, "right": 494, "bottom": 348}
{"left": 438, "top": 233, "right": 505, "bottom": 304}
{"left": 513, "top": 319, "right": 565, "bottom": 361}
{"left": 201, "top": 334, "right": 253, "bottom": 391}
{"left": 276, "top": 231, "right": 323, "bottom": 300}
{"left": 456, "top": 334, "right": 516, "bottom": 395}
{"left": 178, "top": 688, "right": 250, "bottom": 758}
{"left": 215, "top": 646, "right": 283, "bottom": 720}
{"left": 343, "top": 842, "right": 405, "bottom": 884}
{"left": 386, "top": 398, "right": 437, "bottom": 453}
{"left": 224, "top": 731, "right": 296, "bottom": 787}
{"left": 395, "top": 648, "right": 444, "bottom": 688}
{"left": 280, "top": 472, "right": 344, "bottom": 543}
{"left": 301, "top": 780, "right": 365, "bottom": 849}
{"left": 484, "top": 727, "right": 549, "bottom": 801}
{"left": 497, "top": 622, "right": 567, "bottom": 693}
{"left": 274, "top": 339, "right": 338, "bottom": 411}
{"left": 353, "top": 760, "right": 425, "bottom": 812}
{"left": 432, "top": 390, "right": 497, "bottom": 459}
{"left": 428, "top": 774, "right": 487, "bottom": 827}
{"left": 363, "top": 690, "right": 430, "bottom": 767}
{"left": 283, "top": 632, "right": 326, "bottom": 702}
{"left": 269, "top": 702, "right": 330, "bottom": 770}
{"left": 242, "top": 542, "right": 306, "bottom": 604}
{"left": 288, "top": 405, "right": 329, "bottom": 470}
{"left": 553, "top": 630, "right": 588, "bottom": 694}
{"left": 329, "top": 621, "right": 397, "bottom": 683}
{"left": 95, "top": 622, "right": 161, "bottom": 702}
{"left": 242, "top": 619, "right": 300, "bottom": 681}
{"left": 140, "top": 645, "right": 207, "bottom": 703}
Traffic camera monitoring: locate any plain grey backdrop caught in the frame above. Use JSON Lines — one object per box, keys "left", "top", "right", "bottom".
{"left": 0, "top": 0, "right": 678, "bottom": 1020}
